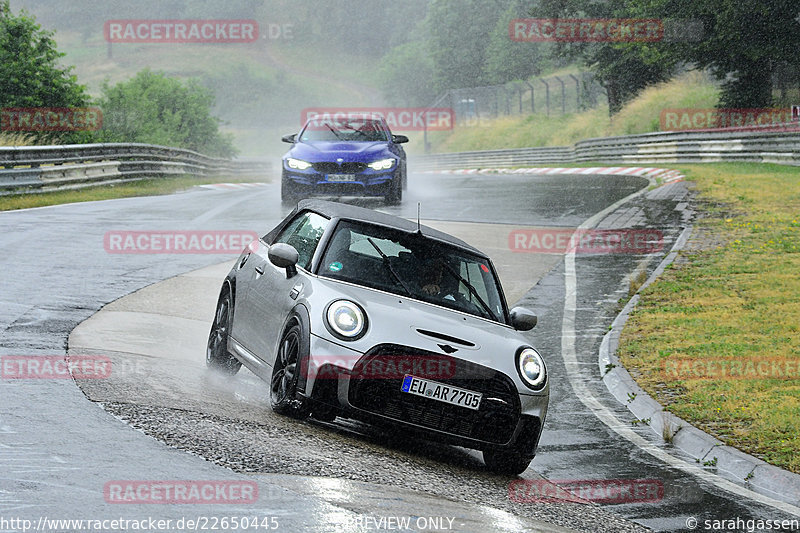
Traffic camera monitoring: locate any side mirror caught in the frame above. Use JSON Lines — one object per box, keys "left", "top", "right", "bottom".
{"left": 268, "top": 243, "right": 299, "bottom": 278}
{"left": 281, "top": 134, "right": 297, "bottom": 143}
{"left": 392, "top": 134, "right": 409, "bottom": 144}
{"left": 510, "top": 307, "right": 537, "bottom": 331}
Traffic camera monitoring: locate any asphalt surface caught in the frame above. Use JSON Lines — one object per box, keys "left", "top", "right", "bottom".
{"left": 1, "top": 170, "right": 798, "bottom": 532}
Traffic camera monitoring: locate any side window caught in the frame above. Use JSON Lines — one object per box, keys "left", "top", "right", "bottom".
{"left": 274, "top": 212, "right": 328, "bottom": 270}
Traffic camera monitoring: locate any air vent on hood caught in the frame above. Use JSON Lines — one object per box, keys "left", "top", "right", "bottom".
{"left": 415, "top": 329, "right": 476, "bottom": 348}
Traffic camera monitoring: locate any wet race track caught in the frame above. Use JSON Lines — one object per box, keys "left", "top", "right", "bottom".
{"left": 1, "top": 170, "right": 799, "bottom": 532}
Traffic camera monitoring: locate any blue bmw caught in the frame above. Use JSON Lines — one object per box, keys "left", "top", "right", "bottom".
{"left": 281, "top": 115, "right": 408, "bottom": 205}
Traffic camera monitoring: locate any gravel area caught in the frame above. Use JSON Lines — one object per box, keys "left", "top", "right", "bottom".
{"left": 101, "top": 401, "right": 647, "bottom": 533}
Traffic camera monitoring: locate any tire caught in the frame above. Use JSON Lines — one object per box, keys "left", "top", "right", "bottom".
{"left": 270, "top": 323, "right": 310, "bottom": 419}
{"left": 384, "top": 176, "right": 402, "bottom": 205}
{"left": 483, "top": 449, "right": 533, "bottom": 476}
{"left": 206, "top": 287, "right": 242, "bottom": 375}
{"left": 281, "top": 179, "right": 299, "bottom": 204}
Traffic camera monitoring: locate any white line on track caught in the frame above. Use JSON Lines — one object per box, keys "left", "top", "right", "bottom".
{"left": 560, "top": 178, "right": 800, "bottom": 517}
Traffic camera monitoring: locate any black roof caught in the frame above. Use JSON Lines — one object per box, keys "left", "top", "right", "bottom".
{"left": 296, "top": 199, "right": 483, "bottom": 255}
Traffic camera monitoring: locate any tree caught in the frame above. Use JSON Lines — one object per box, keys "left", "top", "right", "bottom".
{"left": 484, "top": 0, "right": 548, "bottom": 84}
{"left": 536, "top": 0, "right": 676, "bottom": 114}
{"left": 97, "top": 69, "right": 236, "bottom": 157}
{"left": 425, "top": 0, "right": 506, "bottom": 92}
{"left": 628, "top": 0, "right": 800, "bottom": 108}
{"left": 378, "top": 40, "right": 437, "bottom": 106}
{"left": 0, "top": 0, "right": 91, "bottom": 141}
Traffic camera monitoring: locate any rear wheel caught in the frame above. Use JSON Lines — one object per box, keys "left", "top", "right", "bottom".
{"left": 206, "top": 288, "right": 242, "bottom": 375}
{"left": 270, "top": 323, "right": 310, "bottom": 419}
{"left": 483, "top": 449, "right": 533, "bottom": 476}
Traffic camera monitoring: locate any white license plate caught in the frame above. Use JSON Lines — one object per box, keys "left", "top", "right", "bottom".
{"left": 401, "top": 375, "right": 482, "bottom": 411}
{"left": 327, "top": 174, "right": 355, "bottom": 182}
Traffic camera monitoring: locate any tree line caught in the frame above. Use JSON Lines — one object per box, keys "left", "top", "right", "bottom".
{"left": 0, "top": 1, "right": 235, "bottom": 155}
{"left": 379, "top": 0, "right": 800, "bottom": 114}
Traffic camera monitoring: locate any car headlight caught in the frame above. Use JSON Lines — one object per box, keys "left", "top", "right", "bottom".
{"left": 516, "top": 347, "right": 546, "bottom": 390}
{"left": 367, "top": 158, "right": 395, "bottom": 171}
{"left": 286, "top": 157, "right": 312, "bottom": 170}
{"left": 325, "top": 300, "right": 367, "bottom": 340}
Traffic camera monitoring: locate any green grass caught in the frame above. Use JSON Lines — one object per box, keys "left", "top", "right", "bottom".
{"left": 618, "top": 163, "right": 800, "bottom": 474}
{"left": 0, "top": 133, "right": 36, "bottom": 146}
{"left": 0, "top": 174, "right": 269, "bottom": 211}
{"left": 428, "top": 70, "right": 719, "bottom": 153}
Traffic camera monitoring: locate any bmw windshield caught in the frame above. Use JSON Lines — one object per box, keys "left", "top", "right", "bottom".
{"left": 318, "top": 220, "right": 507, "bottom": 323}
{"left": 299, "top": 117, "right": 390, "bottom": 142}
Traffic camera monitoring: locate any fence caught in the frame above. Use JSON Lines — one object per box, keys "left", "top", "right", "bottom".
{"left": 0, "top": 143, "right": 272, "bottom": 194}
{"left": 444, "top": 72, "right": 605, "bottom": 126}
{"left": 411, "top": 125, "right": 800, "bottom": 170}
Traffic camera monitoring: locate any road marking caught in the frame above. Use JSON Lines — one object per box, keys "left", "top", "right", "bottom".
{"left": 560, "top": 178, "right": 800, "bottom": 516}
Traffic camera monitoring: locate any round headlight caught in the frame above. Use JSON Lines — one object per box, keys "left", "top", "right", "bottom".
{"left": 517, "top": 347, "right": 546, "bottom": 390}
{"left": 325, "top": 300, "right": 367, "bottom": 340}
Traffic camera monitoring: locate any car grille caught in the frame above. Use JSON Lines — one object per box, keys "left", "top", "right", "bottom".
{"left": 313, "top": 162, "right": 368, "bottom": 174}
{"left": 348, "top": 344, "right": 520, "bottom": 445}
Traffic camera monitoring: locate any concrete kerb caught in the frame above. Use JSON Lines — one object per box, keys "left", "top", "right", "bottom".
{"left": 598, "top": 221, "right": 800, "bottom": 507}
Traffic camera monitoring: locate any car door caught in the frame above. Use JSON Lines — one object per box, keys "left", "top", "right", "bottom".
{"left": 234, "top": 211, "right": 328, "bottom": 365}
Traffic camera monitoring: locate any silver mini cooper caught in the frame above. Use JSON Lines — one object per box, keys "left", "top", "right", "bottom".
{"left": 206, "top": 199, "right": 548, "bottom": 474}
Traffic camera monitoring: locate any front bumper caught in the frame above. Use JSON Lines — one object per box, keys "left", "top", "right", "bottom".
{"left": 303, "top": 335, "right": 548, "bottom": 455}
{"left": 282, "top": 166, "right": 398, "bottom": 197}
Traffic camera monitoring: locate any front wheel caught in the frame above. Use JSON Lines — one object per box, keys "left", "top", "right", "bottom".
{"left": 384, "top": 176, "right": 402, "bottom": 205}
{"left": 206, "top": 288, "right": 242, "bottom": 375}
{"left": 281, "top": 179, "right": 300, "bottom": 204}
{"left": 483, "top": 449, "right": 533, "bottom": 476}
{"left": 270, "top": 323, "right": 310, "bottom": 419}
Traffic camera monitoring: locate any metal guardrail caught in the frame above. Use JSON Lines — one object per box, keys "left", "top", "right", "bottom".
{"left": 411, "top": 125, "right": 800, "bottom": 170}
{"left": 0, "top": 143, "right": 272, "bottom": 194}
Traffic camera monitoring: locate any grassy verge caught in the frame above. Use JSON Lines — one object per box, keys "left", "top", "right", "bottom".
{"left": 618, "top": 163, "right": 800, "bottom": 474}
{"left": 426, "top": 71, "right": 719, "bottom": 153}
{"left": 0, "top": 174, "right": 268, "bottom": 212}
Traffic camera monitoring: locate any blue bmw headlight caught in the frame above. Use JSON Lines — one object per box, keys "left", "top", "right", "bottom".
{"left": 286, "top": 157, "right": 312, "bottom": 170}
{"left": 367, "top": 158, "right": 395, "bottom": 171}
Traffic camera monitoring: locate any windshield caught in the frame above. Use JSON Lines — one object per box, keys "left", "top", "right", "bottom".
{"left": 299, "top": 117, "right": 389, "bottom": 142}
{"left": 318, "top": 220, "right": 507, "bottom": 323}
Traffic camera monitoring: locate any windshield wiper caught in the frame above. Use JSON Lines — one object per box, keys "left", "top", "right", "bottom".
{"left": 324, "top": 123, "right": 344, "bottom": 140}
{"left": 366, "top": 238, "right": 413, "bottom": 297}
{"left": 439, "top": 262, "right": 497, "bottom": 321}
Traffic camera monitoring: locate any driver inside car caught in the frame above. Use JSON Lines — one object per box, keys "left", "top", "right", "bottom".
{"left": 420, "top": 259, "right": 456, "bottom": 301}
